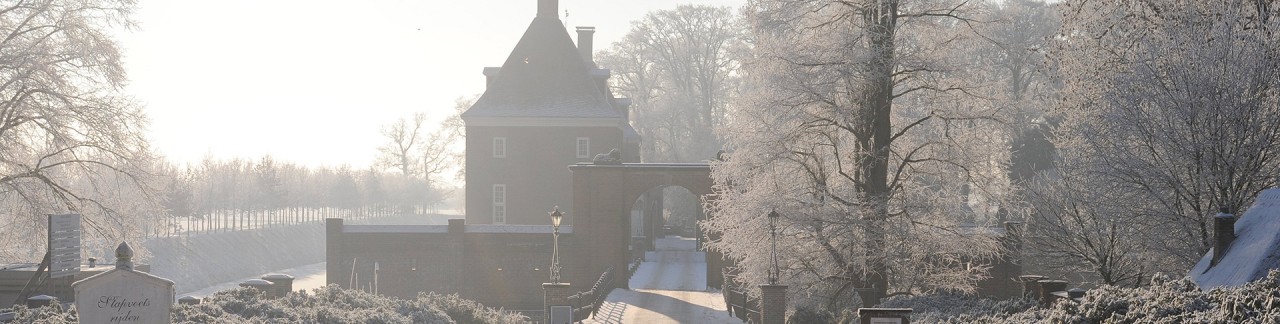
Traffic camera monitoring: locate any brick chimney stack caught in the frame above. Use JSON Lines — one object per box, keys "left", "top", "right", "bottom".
{"left": 537, "top": 0, "right": 557, "bottom": 18}
{"left": 577, "top": 26, "right": 596, "bottom": 66}
{"left": 1211, "top": 207, "right": 1237, "bottom": 267}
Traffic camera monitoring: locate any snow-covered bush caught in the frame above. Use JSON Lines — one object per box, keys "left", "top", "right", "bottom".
{"left": 902, "top": 271, "right": 1280, "bottom": 323}
{"left": 172, "top": 286, "right": 455, "bottom": 323}
{"left": 171, "top": 285, "right": 530, "bottom": 323}
{"left": 415, "top": 292, "right": 528, "bottom": 324}
{"left": 878, "top": 294, "right": 1036, "bottom": 322}
{"left": 2, "top": 303, "right": 77, "bottom": 324}
{"left": 2, "top": 285, "right": 528, "bottom": 323}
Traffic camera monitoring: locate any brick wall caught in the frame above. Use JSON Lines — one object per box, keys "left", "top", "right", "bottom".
{"left": 326, "top": 218, "right": 583, "bottom": 311}
{"left": 465, "top": 125, "right": 623, "bottom": 226}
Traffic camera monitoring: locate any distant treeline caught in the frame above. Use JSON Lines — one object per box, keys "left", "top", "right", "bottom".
{"left": 160, "top": 156, "right": 448, "bottom": 219}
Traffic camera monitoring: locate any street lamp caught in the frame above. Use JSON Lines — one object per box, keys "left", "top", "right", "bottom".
{"left": 550, "top": 206, "right": 563, "bottom": 284}
{"left": 768, "top": 209, "right": 780, "bottom": 285}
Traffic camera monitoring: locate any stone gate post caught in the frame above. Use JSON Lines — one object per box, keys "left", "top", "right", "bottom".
{"left": 760, "top": 284, "right": 787, "bottom": 324}
{"left": 543, "top": 282, "right": 572, "bottom": 323}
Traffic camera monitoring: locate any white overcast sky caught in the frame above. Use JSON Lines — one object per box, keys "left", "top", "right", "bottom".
{"left": 118, "top": 0, "right": 745, "bottom": 169}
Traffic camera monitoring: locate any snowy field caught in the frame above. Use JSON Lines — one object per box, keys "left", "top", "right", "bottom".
{"left": 585, "top": 237, "right": 740, "bottom": 324}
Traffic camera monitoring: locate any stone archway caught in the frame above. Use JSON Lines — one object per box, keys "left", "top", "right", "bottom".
{"left": 566, "top": 163, "right": 724, "bottom": 289}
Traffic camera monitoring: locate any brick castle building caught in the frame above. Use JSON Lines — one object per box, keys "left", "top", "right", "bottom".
{"left": 461, "top": 0, "right": 640, "bottom": 225}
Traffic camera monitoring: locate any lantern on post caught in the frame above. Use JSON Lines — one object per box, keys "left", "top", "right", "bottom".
{"left": 768, "top": 209, "right": 780, "bottom": 285}
{"left": 550, "top": 206, "right": 563, "bottom": 284}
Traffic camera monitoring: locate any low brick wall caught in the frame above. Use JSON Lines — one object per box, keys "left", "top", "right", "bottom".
{"left": 327, "top": 218, "right": 584, "bottom": 311}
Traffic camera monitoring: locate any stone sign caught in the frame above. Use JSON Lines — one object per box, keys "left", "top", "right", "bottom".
{"left": 47, "top": 214, "right": 81, "bottom": 279}
{"left": 73, "top": 242, "right": 174, "bottom": 324}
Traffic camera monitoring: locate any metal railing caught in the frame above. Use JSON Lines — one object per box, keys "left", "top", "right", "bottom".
{"left": 566, "top": 267, "right": 613, "bottom": 322}
{"left": 723, "top": 273, "right": 761, "bottom": 323}
{"left": 564, "top": 257, "right": 643, "bottom": 322}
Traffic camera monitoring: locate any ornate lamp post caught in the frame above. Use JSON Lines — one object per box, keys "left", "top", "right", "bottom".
{"left": 550, "top": 206, "right": 563, "bottom": 284}
{"left": 767, "top": 209, "right": 780, "bottom": 285}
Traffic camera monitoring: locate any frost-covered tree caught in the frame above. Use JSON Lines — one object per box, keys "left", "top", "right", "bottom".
{"left": 1051, "top": 0, "right": 1280, "bottom": 269}
{"left": 0, "top": 0, "right": 157, "bottom": 260}
{"left": 707, "top": 0, "right": 1013, "bottom": 309}
{"left": 376, "top": 112, "right": 427, "bottom": 178}
{"left": 597, "top": 5, "right": 745, "bottom": 163}
{"left": 974, "top": 0, "right": 1059, "bottom": 193}
{"left": 1023, "top": 162, "right": 1156, "bottom": 287}
{"left": 420, "top": 96, "right": 469, "bottom": 186}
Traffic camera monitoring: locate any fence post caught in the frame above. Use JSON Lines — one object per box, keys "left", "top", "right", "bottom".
{"left": 26, "top": 295, "right": 54, "bottom": 308}
{"left": 262, "top": 274, "right": 295, "bottom": 297}
{"left": 240, "top": 279, "right": 274, "bottom": 296}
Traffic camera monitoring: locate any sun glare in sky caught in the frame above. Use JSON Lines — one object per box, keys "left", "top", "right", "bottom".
{"left": 119, "top": 0, "right": 744, "bottom": 169}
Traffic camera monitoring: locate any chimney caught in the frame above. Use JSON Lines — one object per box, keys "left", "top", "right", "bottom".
{"left": 614, "top": 98, "right": 632, "bottom": 124}
{"left": 483, "top": 67, "right": 501, "bottom": 88}
{"left": 1211, "top": 207, "right": 1236, "bottom": 266}
{"left": 576, "top": 26, "right": 596, "bottom": 66}
{"left": 537, "top": 0, "right": 557, "bottom": 18}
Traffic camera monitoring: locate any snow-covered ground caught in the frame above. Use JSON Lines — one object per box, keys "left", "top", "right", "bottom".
{"left": 179, "top": 262, "right": 328, "bottom": 298}
{"left": 585, "top": 237, "right": 741, "bottom": 324}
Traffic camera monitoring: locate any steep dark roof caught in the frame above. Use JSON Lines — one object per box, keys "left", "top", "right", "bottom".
{"left": 462, "top": 16, "right": 621, "bottom": 119}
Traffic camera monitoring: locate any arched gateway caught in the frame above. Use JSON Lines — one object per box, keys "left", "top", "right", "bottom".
{"left": 566, "top": 162, "right": 726, "bottom": 289}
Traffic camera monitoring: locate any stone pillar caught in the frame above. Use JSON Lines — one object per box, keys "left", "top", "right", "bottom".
{"left": 26, "top": 295, "right": 55, "bottom": 308}
{"left": 326, "top": 218, "right": 343, "bottom": 288}
{"left": 447, "top": 218, "right": 466, "bottom": 295}
{"left": 1038, "top": 280, "right": 1068, "bottom": 307}
{"left": 858, "top": 308, "right": 912, "bottom": 324}
{"left": 1018, "top": 275, "right": 1045, "bottom": 299}
{"left": 262, "top": 274, "right": 295, "bottom": 297}
{"left": 759, "top": 284, "right": 788, "bottom": 324}
{"left": 240, "top": 279, "right": 274, "bottom": 295}
{"left": 543, "top": 283, "right": 572, "bottom": 324}
{"left": 1067, "top": 288, "right": 1087, "bottom": 302}
{"left": 178, "top": 296, "right": 202, "bottom": 305}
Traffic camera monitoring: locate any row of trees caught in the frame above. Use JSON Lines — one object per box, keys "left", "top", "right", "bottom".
{"left": 0, "top": 0, "right": 466, "bottom": 261}
{"left": 160, "top": 157, "right": 446, "bottom": 219}
{"left": 600, "top": 0, "right": 1280, "bottom": 313}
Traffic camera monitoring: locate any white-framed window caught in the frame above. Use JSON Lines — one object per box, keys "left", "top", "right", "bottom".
{"left": 576, "top": 137, "right": 590, "bottom": 158}
{"left": 493, "top": 137, "right": 506, "bottom": 158}
{"left": 492, "top": 184, "right": 506, "bottom": 224}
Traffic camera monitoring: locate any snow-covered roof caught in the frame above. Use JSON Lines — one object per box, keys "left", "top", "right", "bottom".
{"left": 466, "top": 224, "right": 572, "bottom": 234}
{"left": 1190, "top": 188, "right": 1280, "bottom": 289}
{"left": 342, "top": 224, "right": 573, "bottom": 234}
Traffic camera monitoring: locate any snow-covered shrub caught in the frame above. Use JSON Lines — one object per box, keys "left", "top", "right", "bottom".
{"left": 169, "top": 285, "right": 528, "bottom": 323}
{"left": 416, "top": 292, "right": 528, "bottom": 324}
{"left": 878, "top": 294, "right": 1036, "bottom": 322}
{"left": 2, "top": 285, "right": 526, "bottom": 323}
{"left": 2, "top": 303, "right": 77, "bottom": 324}
{"left": 931, "top": 271, "right": 1280, "bottom": 323}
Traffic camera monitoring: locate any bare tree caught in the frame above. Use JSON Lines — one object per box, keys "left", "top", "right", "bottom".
{"left": 597, "top": 5, "right": 745, "bottom": 162}
{"left": 377, "top": 113, "right": 427, "bottom": 178}
{"left": 1023, "top": 162, "right": 1155, "bottom": 287}
{"left": 0, "top": 0, "right": 156, "bottom": 259}
{"left": 706, "top": 0, "right": 1012, "bottom": 309}
{"left": 1052, "top": 0, "right": 1280, "bottom": 269}
{"left": 420, "top": 96, "right": 470, "bottom": 187}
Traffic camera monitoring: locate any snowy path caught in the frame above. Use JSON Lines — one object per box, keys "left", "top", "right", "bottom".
{"left": 584, "top": 237, "right": 740, "bottom": 324}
